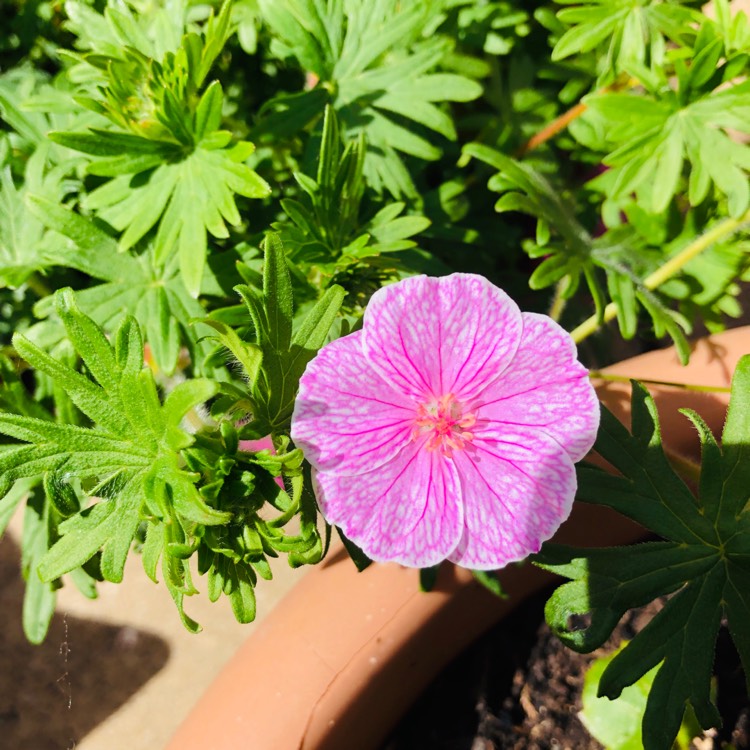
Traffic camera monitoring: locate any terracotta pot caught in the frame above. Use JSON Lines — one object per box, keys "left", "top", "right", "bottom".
{"left": 165, "top": 327, "right": 748, "bottom": 750}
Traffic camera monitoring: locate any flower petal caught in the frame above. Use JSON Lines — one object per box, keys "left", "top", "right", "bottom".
{"left": 291, "top": 331, "right": 415, "bottom": 475}
{"left": 448, "top": 426, "right": 576, "bottom": 570}
{"left": 315, "top": 444, "right": 463, "bottom": 568}
{"left": 362, "top": 274, "right": 523, "bottom": 401}
{"left": 475, "top": 312, "right": 599, "bottom": 462}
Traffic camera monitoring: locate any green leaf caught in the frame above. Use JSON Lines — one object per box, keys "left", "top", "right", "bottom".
{"left": 472, "top": 569, "right": 506, "bottom": 598}
{"left": 338, "top": 527, "right": 372, "bottom": 572}
{"left": 2, "top": 294, "right": 229, "bottom": 630}
{"left": 419, "top": 565, "right": 440, "bottom": 592}
{"left": 261, "top": 233, "right": 294, "bottom": 353}
{"left": 200, "top": 319, "right": 263, "bottom": 388}
{"left": 25, "top": 197, "right": 218, "bottom": 376}
{"left": 0, "top": 478, "right": 36, "bottom": 538}
{"left": 81, "top": 144, "right": 270, "bottom": 297}
{"left": 49, "top": 130, "right": 176, "bottom": 157}
{"left": 720, "top": 353, "right": 750, "bottom": 519}
{"left": 583, "top": 76, "right": 750, "bottom": 218}
{"left": 553, "top": 8, "right": 621, "bottom": 62}
{"left": 51, "top": 11, "right": 271, "bottom": 297}
{"left": 239, "top": 235, "right": 345, "bottom": 432}
{"left": 277, "top": 107, "right": 429, "bottom": 269}
{"left": 43, "top": 472, "right": 80, "bottom": 518}
{"left": 465, "top": 143, "right": 690, "bottom": 355}
{"left": 579, "top": 646, "right": 661, "bottom": 750}
{"left": 552, "top": 0, "right": 699, "bottom": 73}
{"left": 536, "top": 358, "right": 750, "bottom": 750}
{"left": 194, "top": 81, "right": 224, "bottom": 141}
{"left": 229, "top": 565, "right": 257, "bottom": 624}
{"left": 0, "top": 149, "right": 76, "bottom": 288}
{"left": 258, "top": 0, "right": 481, "bottom": 196}
{"left": 291, "top": 284, "right": 346, "bottom": 356}
{"left": 22, "top": 488, "right": 58, "bottom": 644}
{"left": 162, "top": 379, "right": 219, "bottom": 431}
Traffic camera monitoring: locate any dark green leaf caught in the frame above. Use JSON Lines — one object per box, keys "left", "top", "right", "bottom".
{"left": 536, "top": 359, "right": 750, "bottom": 750}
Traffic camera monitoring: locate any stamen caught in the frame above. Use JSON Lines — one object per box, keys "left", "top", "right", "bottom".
{"left": 411, "top": 393, "right": 477, "bottom": 458}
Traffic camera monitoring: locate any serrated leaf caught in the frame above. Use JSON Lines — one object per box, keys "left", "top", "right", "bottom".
{"left": 552, "top": 0, "right": 698, "bottom": 73}
{"left": 25, "top": 198, "right": 217, "bottom": 376}
{"left": 261, "top": 233, "right": 294, "bottom": 353}
{"left": 536, "top": 358, "right": 750, "bottom": 750}
{"left": 82, "top": 144, "right": 270, "bottom": 297}
{"left": 22, "top": 489, "right": 58, "bottom": 644}
{"left": 258, "top": 0, "right": 481, "bottom": 196}
{"left": 247, "top": 238, "right": 345, "bottom": 431}
{"left": 2, "top": 296, "right": 229, "bottom": 630}
{"left": 51, "top": 9, "right": 271, "bottom": 297}
{"left": 584, "top": 75, "right": 750, "bottom": 218}
{"left": 0, "top": 150, "right": 75, "bottom": 288}
{"left": 465, "top": 142, "right": 695, "bottom": 356}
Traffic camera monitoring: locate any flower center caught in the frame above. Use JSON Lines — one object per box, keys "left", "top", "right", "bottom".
{"left": 411, "top": 393, "right": 477, "bottom": 458}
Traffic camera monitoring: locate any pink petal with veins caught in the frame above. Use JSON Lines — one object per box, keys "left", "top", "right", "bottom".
{"left": 362, "top": 274, "right": 523, "bottom": 401}
{"left": 314, "top": 443, "right": 463, "bottom": 568}
{"left": 448, "top": 425, "right": 577, "bottom": 569}
{"left": 476, "top": 313, "right": 599, "bottom": 462}
{"left": 291, "top": 330, "right": 415, "bottom": 476}
{"left": 291, "top": 273, "right": 600, "bottom": 572}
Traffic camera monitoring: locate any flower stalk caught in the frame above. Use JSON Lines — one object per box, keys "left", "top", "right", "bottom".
{"left": 571, "top": 208, "right": 750, "bottom": 344}
{"left": 588, "top": 371, "right": 731, "bottom": 394}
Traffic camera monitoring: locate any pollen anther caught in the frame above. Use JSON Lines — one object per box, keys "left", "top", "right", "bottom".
{"left": 410, "top": 393, "right": 477, "bottom": 457}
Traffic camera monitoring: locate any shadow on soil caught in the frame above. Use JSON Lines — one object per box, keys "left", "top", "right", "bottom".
{"left": 0, "top": 535, "right": 169, "bottom": 750}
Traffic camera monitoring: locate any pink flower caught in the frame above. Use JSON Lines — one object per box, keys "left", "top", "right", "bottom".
{"left": 290, "top": 274, "right": 599, "bottom": 570}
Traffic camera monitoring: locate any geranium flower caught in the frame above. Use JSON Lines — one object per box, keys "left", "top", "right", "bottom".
{"left": 290, "top": 274, "right": 599, "bottom": 569}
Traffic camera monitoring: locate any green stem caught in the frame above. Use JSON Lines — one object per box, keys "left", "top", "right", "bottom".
{"left": 665, "top": 450, "right": 702, "bottom": 486}
{"left": 589, "top": 371, "right": 731, "bottom": 394}
{"left": 26, "top": 273, "right": 52, "bottom": 298}
{"left": 548, "top": 279, "right": 568, "bottom": 322}
{"left": 571, "top": 209, "right": 750, "bottom": 344}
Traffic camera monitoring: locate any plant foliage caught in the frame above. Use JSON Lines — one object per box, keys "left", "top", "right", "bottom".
{"left": 0, "top": 0, "right": 749, "bottom": 710}
{"left": 276, "top": 105, "right": 431, "bottom": 286}
{"left": 0, "top": 234, "right": 343, "bottom": 635}
{"left": 257, "top": 0, "right": 482, "bottom": 196}
{"left": 552, "top": 0, "right": 701, "bottom": 76}
{"left": 536, "top": 357, "right": 750, "bottom": 750}
{"left": 50, "top": 2, "right": 270, "bottom": 296}
{"left": 464, "top": 143, "right": 692, "bottom": 361}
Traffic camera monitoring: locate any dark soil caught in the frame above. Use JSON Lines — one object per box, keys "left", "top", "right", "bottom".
{"left": 381, "top": 587, "right": 750, "bottom": 750}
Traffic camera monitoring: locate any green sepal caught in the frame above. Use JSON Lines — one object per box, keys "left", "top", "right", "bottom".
{"left": 419, "top": 565, "right": 440, "bottom": 592}
{"left": 472, "top": 569, "right": 507, "bottom": 598}
{"left": 338, "top": 527, "right": 372, "bottom": 572}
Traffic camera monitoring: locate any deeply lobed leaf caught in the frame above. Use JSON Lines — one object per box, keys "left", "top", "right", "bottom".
{"left": 536, "top": 356, "right": 750, "bottom": 750}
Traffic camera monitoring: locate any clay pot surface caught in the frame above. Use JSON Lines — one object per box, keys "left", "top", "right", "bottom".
{"left": 165, "top": 327, "right": 748, "bottom": 750}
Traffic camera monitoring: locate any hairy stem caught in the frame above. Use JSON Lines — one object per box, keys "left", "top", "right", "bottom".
{"left": 664, "top": 448, "right": 702, "bottom": 486}
{"left": 26, "top": 273, "right": 52, "bottom": 298}
{"left": 517, "top": 102, "right": 588, "bottom": 156}
{"left": 548, "top": 279, "right": 568, "bottom": 322}
{"left": 571, "top": 208, "right": 750, "bottom": 344}
{"left": 517, "top": 75, "right": 633, "bottom": 156}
